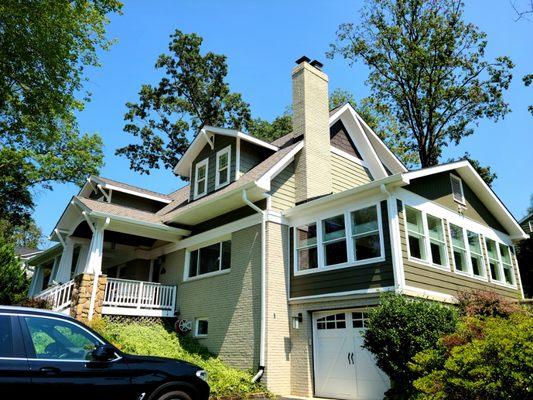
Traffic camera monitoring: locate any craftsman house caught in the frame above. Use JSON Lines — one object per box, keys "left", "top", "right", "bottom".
{"left": 28, "top": 57, "right": 528, "bottom": 399}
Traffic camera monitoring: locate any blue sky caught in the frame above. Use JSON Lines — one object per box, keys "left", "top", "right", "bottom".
{"left": 33, "top": 0, "right": 532, "bottom": 245}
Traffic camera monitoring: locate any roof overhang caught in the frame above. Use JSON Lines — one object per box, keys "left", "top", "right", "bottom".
{"left": 79, "top": 176, "right": 172, "bottom": 204}
{"left": 174, "top": 126, "right": 279, "bottom": 178}
{"left": 28, "top": 244, "right": 62, "bottom": 266}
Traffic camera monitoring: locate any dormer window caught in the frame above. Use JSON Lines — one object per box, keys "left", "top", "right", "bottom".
{"left": 194, "top": 158, "right": 208, "bottom": 199}
{"left": 450, "top": 174, "right": 465, "bottom": 205}
{"left": 215, "top": 145, "right": 231, "bottom": 189}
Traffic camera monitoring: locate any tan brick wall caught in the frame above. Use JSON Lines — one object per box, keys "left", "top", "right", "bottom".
{"left": 164, "top": 224, "right": 262, "bottom": 370}
{"left": 264, "top": 222, "right": 291, "bottom": 394}
{"left": 70, "top": 273, "right": 107, "bottom": 322}
{"left": 288, "top": 296, "right": 381, "bottom": 397}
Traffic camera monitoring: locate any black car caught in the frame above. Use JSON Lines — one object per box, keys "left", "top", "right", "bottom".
{"left": 0, "top": 306, "right": 210, "bottom": 400}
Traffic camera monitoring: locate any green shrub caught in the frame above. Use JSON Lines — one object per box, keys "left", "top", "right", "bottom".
{"left": 93, "top": 319, "right": 267, "bottom": 398}
{"left": 363, "top": 294, "right": 458, "bottom": 399}
{"left": 456, "top": 289, "right": 520, "bottom": 318}
{"left": 0, "top": 237, "right": 29, "bottom": 304}
{"left": 411, "top": 313, "right": 533, "bottom": 399}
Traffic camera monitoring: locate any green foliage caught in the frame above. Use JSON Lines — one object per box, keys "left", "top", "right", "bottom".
{"left": 0, "top": 0, "right": 120, "bottom": 229}
{"left": 0, "top": 236, "right": 29, "bottom": 305}
{"left": 363, "top": 294, "right": 458, "bottom": 399}
{"left": 248, "top": 112, "right": 292, "bottom": 143}
{"left": 524, "top": 74, "right": 533, "bottom": 116}
{"left": 456, "top": 289, "right": 520, "bottom": 318}
{"left": 116, "top": 30, "right": 252, "bottom": 174}
{"left": 329, "top": 0, "right": 514, "bottom": 167}
{"left": 411, "top": 313, "right": 533, "bottom": 399}
{"left": 0, "top": 218, "right": 43, "bottom": 249}
{"left": 93, "top": 319, "right": 267, "bottom": 398}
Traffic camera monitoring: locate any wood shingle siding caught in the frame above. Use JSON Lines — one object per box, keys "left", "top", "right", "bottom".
{"left": 397, "top": 200, "right": 522, "bottom": 300}
{"left": 331, "top": 152, "right": 372, "bottom": 192}
{"left": 289, "top": 201, "right": 394, "bottom": 298}
{"left": 269, "top": 162, "right": 296, "bottom": 211}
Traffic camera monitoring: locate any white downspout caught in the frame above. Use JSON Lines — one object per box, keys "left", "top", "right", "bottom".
{"left": 242, "top": 190, "right": 266, "bottom": 383}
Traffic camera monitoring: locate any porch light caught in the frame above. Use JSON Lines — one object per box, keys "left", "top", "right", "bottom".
{"left": 292, "top": 313, "right": 303, "bottom": 329}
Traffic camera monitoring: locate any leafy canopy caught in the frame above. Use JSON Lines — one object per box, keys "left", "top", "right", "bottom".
{"left": 116, "top": 30, "right": 252, "bottom": 174}
{"left": 329, "top": 0, "right": 514, "bottom": 167}
{"left": 0, "top": 236, "right": 29, "bottom": 305}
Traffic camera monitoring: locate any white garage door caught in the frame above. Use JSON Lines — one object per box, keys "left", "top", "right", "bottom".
{"left": 313, "top": 310, "right": 389, "bottom": 400}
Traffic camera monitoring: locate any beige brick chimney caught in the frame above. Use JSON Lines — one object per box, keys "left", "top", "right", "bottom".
{"left": 292, "top": 56, "right": 332, "bottom": 203}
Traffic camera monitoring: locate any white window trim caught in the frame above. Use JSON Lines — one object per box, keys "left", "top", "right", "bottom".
{"left": 404, "top": 205, "right": 450, "bottom": 271}
{"left": 293, "top": 202, "right": 385, "bottom": 277}
{"left": 183, "top": 235, "right": 231, "bottom": 282}
{"left": 215, "top": 145, "right": 231, "bottom": 189}
{"left": 496, "top": 242, "right": 515, "bottom": 287}
{"left": 450, "top": 174, "right": 466, "bottom": 205}
{"left": 193, "top": 158, "right": 209, "bottom": 199}
{"left": 448, "top": 222, "right": 487, "bottom": 281}
{"left": 194, "top": 318, "right": 208, "bottom": 338}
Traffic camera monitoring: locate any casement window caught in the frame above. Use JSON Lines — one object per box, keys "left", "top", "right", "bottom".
{"left": 215, "top": 146, "right": 231, "bottom": 189}
{"left": 295, "top": 203, "right": 383, "bottom": 273}
{"left": 194, "top": 158, "right": 208, "bottom": 198}
{"left": 467, "top": 231, "right": 485, "bottom": 277}
{"left": 499, "top": 244, "right": 514, "bottom": 285}
{"left": 188, "top": 240, "right": 231, "bottom": 278}
{"left": 195, "top": 319, "right": 208, "bottom": 337}
{"left": 485, "top": 238, "right": 501, "bottom": 282}
{"left": 450, "top": 223, "right": 469, "bottom": 273}
{"left": 405, "top": 206, "right": 427, "bottom": 261}
{"left": 450, "top": 174, "right": 465, "bottom": 205}
{"left": 405, "top": 206, "right": 447, "bottom": 268}
{"left": 427, "top": 215, "right": 447, "bottom": 266}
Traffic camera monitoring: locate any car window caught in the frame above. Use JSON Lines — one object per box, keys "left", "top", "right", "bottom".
{"left": 0, "top": 315, "right": 14, "bottom": 357}
{"left": 24, "top": 316, "right": 101, "bottom": 361}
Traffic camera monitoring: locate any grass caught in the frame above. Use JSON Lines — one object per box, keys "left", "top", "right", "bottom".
{"left": 91, "top": 318, "right": 268, "bottom": 399}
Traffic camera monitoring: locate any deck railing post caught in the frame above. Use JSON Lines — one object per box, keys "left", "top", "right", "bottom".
{"left": 137, "top": 281, "right": 144, "bottom": 309}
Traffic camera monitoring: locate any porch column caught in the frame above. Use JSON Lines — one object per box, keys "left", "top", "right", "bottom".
{"left": 84, "top": 222, "right": 106, "bottom": 274}
{"left": 28, "top": 266, "right": 44, "bottom": 296}
{"left": 49, "top": 256, "right": 61, "bottom": 285}
{"left": 74, "top": 244, "right": 89, "bottom": 276}
{"left": 55, "top": 237, "right": 75, "bottom": 284}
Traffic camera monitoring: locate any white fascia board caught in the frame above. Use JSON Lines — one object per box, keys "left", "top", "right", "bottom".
{"left": 256, "top": 141, "right": 304, "bottom": 191}
{"left": 403, "top": 161, "right": 470, "bottom": 180}
{"left": 90, "top": 177, "right": 171, "bottom": 204}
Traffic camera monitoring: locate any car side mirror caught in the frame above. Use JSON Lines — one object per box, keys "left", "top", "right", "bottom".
{"left": 91, "top": 344, "right": 116, "bottom": 362}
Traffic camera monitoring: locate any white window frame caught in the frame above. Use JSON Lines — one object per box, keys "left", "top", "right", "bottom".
{"left": 293, "top": 202, "right": 385, "bottom": 276}
{"left": 194, "top": 318, "right": 208, "bottom": 338}
{"left": 448, "top": 222, "right": 473, "bottom": 277}
{"left": 484, "top": 238, "right": 516, "bottom": 288}
{"left": 465, "top": 230, "right": 487, "bottom": 280}
{"left": 498, "top": 243, "right": 515, "bottom": 286}
{"left": 215, "top": 145, "right": 231, "bottom": 189}
{"left": 184, "top": 235, "right": 231, "bottom": 281}
{"left": 450, "top": 174, "right": 466, "bottom": 205}
{"left": 193, "top": 158, "right": 209, "bottom": 199}
{"left": 404, "top": 205, "right": 450, "bottom": 270}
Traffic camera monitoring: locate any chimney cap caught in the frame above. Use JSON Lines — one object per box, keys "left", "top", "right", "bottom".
{"left": 310, "top": 59, "right": 324, "bottom": 70}
{"left": 295, "top": 55, "right": 311, "bottom": 65}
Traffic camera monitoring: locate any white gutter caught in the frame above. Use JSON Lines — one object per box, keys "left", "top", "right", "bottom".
{"left": 242, "top": 189, "right": 266, "bottom": 383}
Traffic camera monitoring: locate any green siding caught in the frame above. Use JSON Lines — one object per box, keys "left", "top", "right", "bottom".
{"left": 239, "top": 140, "right": 269, "bottom": 174}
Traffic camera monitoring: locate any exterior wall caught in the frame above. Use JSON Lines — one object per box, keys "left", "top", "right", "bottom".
{"left": 167, "top": 224, "right": 262, "bottom": 370}
{"left": 117, "top": 259, "right": 151, "bottom": 281}
{"left": 269, "top": 162, "right": 296, "bottom": 212}
{"left": 239, "top": 140, "right": 270, "bottom": 175}
{"left": 397, "top": 199, "right": 523, "bottom": 300}
{"left": 290, "top": 201, "right": 395, "bottom": 298}
{"left": 331, "top": 152, "right": 372, "bottom": 193}
{"left": 109, "top": 191, "right": 163, "bottom": 213}
{"left": 190, "top": 135, "right": 237, "bottom": 201}
{"left": 330, "top": 119, "right": 363, "bottom": 159}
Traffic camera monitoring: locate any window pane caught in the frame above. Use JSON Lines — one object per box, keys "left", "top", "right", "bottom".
{"left": 219, "top": 152, "right": 228, "bottom": 168}
{"left": 406, "top": 207, "right": 424, "bottom": 234}
{"left": 298, "top": 247, "right": 318, "bottom": 271}
{"left": 351, "top": 206, "right": 378, "bottom": 235}
{"left": 450, "top": 224, "right": 465, "bottom": 249}
{"left": 499, "top": 244, "right": 511, "bottom": 264}
{"left": 297, "top": 223, "right": 317, "bottom": 248}
{"left": 454, "top": 248, "right": 468, "bottom": 272}
{"left": 503, "top": 267, "right": 514, "bottom": 285}
{"left": 489, "top": 260, "right": 500, "bottom": 281}
{"left": 221, "top": 241, "right": 231, "bottom": 270}
{"left": 427, "top": 215, "right": 444, "bottom": 241}
{"left": 197, "top": 320, "right": 208, "bottom": 336}
{"left": 486, "top": 239, "right": 498, "bottom": 259}
{"left": 197, "top": 165, "right": 206, "bottom": 179}
{"left": 354, "top": 233, "right": 381, "bottom": 260}
{"left": 430, "top": 242, "right": 446, "bottom": 266}
{"left": 189, "top": 250, "right": 198, "bottom": 277}
{"left": 0, "top": 316, "right": 13, "bottom": 357}
{"left": 408, "top": 235, "right": 425, "bottom": 259}
{"left": 322, "top": 215, "right": 346, "bottom": 242}
{"left": 471, "top": 255, "right": 483, "bottom": 276}
{"left": 324, "top": 240, "right": 347, "bottom": 266}
{"left": 467, "top": 231, "right": 482, "bottom": 254}
{"left": 24, "top": 317, "right": 99, "bottom": 360}
{"left": 218, "top": 168, "right": 228, "bottom": 185}
{"left": 199, "top": 243, "right": 221, "bottom": 274}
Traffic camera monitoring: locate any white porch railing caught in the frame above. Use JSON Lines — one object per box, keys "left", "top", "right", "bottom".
{"left": 103, "top": 278, "right": 177, "bottom": 317}
{"left": 35, "top": 279, "right": 74, "bottom": 313}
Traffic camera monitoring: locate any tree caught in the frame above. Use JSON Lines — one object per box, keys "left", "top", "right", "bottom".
{"left": 0, "top": 0, "right": 121, "bottom": 231}
{"left": 446, "top": 152, "right": 498, "bottom": 186}
{"left": 328, "top": 0, "right": 514, "bottom": 168}
{"left": 0, "top": 236, "right": 29, "bottom": 305}
{"left": 248, "top": 111, "right": 292, "bottom": 143}
{"left": 524, "top": 74, "right": 533, "bottom": 116}
{"left": 0, "top": 219, "right": 43, "bottom": 249}
{"left": 516, "top": 195, "right": 533, "bottom": 298}
{"left": 116, "top": 30, "right": 252, "bottom": 174}
{"left": 363, "top": 294, "right": 458, "bottom": 399}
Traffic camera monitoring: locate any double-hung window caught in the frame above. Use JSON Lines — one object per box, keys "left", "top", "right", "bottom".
{"left": 296, "top": 223, "right": 318, "bottom": 271}
{"left": 467, "top": 231, "right": 485, "bottom": 277}
{"left": 405, "top": 206, "right": 427, "bottom": 261}
{"left": 450, "top": 223, "right": 468, "bottom": 273}
{"left": 485, "top": 238, "right": 501, "bottom": 282}
{"left": 499, "top": 244, "right": 514, "bottom": 285}
{"left": 405, "top": 206, "right": 447, "bottom": 267}
{"left": 322, "top": 215, "right": 347, "bottom": 266}
{"left": 188, "top": 240, "right": 231, "bottom": 278}
{"left": 215, "top": 146, "right": 231, "bottom": 189}
{"left": 427, "top": 215, "right": 446, "bottom": 267}
{"left": 351, "top": 206, "right": 381, "bottom": 261}
{"left": 194, "top": 159, "right": 208, "bottom": 198}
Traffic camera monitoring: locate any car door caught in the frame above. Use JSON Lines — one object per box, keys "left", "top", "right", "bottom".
{"left": 0, "top": 314, "right": 32, "bottom": 397}
{"left": 20, "top": 314, "right": 135, "bottom": 400}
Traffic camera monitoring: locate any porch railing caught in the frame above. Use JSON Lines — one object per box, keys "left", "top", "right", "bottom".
{"left": 35, "top": 279, "right": 74, "bottom": 313}
{"left": 103, "top": 278, "right": 177, "bottom": 317}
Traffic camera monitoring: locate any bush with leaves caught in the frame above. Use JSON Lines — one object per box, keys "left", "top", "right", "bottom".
{"left": 0, "top": 236, "right": 29, "bottom": 305}
{"left": 363, "top": 294, "right": 458, "bottom": 399}
{"left": 456, "top": 289, "right": 520, "bottom": 318}
{"left": 411, "top": 312, "right": 533, "bottom": 399}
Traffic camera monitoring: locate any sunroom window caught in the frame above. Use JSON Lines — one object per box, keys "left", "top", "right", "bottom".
{"left": 405, "top": 206, "right": 426, "bottom": 260}
{"left": 485, "top": 238, "right": 501, "bottom": 281}
{"left": 467, "top": 231, "right": 485, "bottom": 277}
{"left": 427, "top": 215, "right": 446, "bottom": 266}
{"left": 297, "top": 223, "right": 318, "bottom": 271}
{"left": 450, "top": 223, "right": 468, "bottom": 273}
{"left": 215, "top": 146, "right": 231, "bottom": 188}
{"left": 322, "top": 215, "right": 347, "bottom": 266}
{"left": 194, "top": 159, "right": 208, "bottom": 198}
{"left": 188, "top": 240, "right": 231, "bottom": 278}
{"left": 499, "top": 244, "right": 514, "bottom": 285}
{"left": 351, "top": 205, "right": 381, "bottom": 261}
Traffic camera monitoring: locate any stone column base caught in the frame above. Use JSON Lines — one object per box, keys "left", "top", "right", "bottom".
{"left": 70, "top": 273, "right": 107, "bottom": 322}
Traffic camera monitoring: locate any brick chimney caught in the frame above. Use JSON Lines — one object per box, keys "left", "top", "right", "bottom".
{"left": 292, "top": 56, "right": 332, "bottom": 203}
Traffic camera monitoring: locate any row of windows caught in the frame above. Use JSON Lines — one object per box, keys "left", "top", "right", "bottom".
{"left": 405, "top": 205, "right": 515, "bottom": 286}
{"left": 194, "top": 145, "right": 231, "bottom": 199}
{"left": 295, "top": 204, "right": 383, "bottom": 273}
{"left": 316, "top": 312, "right": 369, "bottom": 330}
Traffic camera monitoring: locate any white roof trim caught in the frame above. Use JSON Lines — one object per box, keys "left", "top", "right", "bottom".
{"left": 88, "top": 176, "right": 171, "bottom": 204}
{"left": 256, "top": 141, "right": 304, "bottom": 191}
{"left": 174, "top": 126, "right": 278, "bottom": 178}
{"left": 519, "top": 212, "right": 532, "bottom": 224}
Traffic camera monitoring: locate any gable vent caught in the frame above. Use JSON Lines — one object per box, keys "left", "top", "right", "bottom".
{"left": 450, "top": 174, "right": 465, "bottom": 205}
